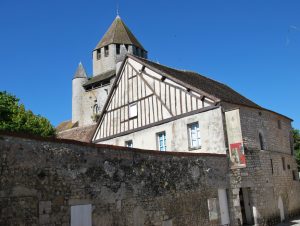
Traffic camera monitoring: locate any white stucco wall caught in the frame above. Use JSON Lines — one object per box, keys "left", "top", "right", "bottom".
{"left": 98, "top": 107, "right": 227, "bottom": 154}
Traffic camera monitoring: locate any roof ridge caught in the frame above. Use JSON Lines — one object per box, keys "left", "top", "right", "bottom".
{"left": 128, "top": 54, "right": 261, "bottom": 108}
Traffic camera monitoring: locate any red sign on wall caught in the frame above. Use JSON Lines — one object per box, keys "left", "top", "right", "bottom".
{"left": 229, "top": 142, "right": 246, "bottom": 168}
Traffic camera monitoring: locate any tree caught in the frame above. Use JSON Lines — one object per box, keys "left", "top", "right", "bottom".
{"left": 0, "top": 91, "right": 55, "bottom": 137}
{"left": 293, "top": 128, "right": 300, "bottom": 170}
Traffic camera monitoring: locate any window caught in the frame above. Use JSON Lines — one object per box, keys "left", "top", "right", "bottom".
{"left": 292, "top": 170, "right": 298, "bottom": 181}
{"left": 259, "top": 132, "right": 265, "bottom": 150}
{"left": 129, "top": 103, "right": 137, "bottom": 118}
{"left": 104, "top": 46, "right": 109, "bottom": 57}
{"left": 125, "top": 140, "right": 133, "bottom": 148}
{"left": 282, "top": 157, "right": 286, "bottom": 170}
{"left": 278, "top": 120, "right": 282, "bottom": 129}
{"left": 290, "top": 131, "right": 294, "bottom": 155}
{"left": 116, "top": 44, "right": 120, "bottom": 55}
{"left": 93, "top": 104, "right": 99, "bottom": 115}
{"left": 135, "top": 47, "right": 139, "bottom": 56}
{"left": 96, "top": 49, "right": 101, "bottom": 60}
{"left": 270, "top": 159, "right": 274, "bottom": 174}
{"left": 157, "top": 132, "right": 166, "bottom": 151}
{"left": 125, "top": 44, "right": 129, "bottom": 51}
{"left": 188, "top": 122, "right": 201, "bottom": 149}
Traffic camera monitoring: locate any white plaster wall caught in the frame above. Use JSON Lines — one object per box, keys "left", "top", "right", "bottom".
{"left": 98, "top": 107, "right": 227, "bottom": 154}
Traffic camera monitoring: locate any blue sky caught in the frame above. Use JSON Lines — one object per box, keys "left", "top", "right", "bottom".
{"left": 0, "top": 0, "right": 299, "bottom": 128}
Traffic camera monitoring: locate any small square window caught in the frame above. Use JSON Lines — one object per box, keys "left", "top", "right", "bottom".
{"left": 157, "top": 131, "right": 166, "bottom": 151}
{"left": 104, "top": 46, "right": 109, "bottom": 57}
{"left": 125, "top": 140, "right": 133, "bottom": 148}
{"left": 129, "top": 103, "right": 137, "bottom": 118}
{"left": 188, "top": 122, "right": 201, "bottom": 149}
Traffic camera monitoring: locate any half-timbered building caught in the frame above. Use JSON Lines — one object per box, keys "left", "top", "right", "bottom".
{"left": 57, "top": 14, "right": 300, "bottom": 225}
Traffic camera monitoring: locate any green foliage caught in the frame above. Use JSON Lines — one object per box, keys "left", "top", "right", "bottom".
{"left": 0, "top": 91, "right": 55, "bottom": 137}
{"left": 293, "top": 128, "right": 300, "bottom": 170}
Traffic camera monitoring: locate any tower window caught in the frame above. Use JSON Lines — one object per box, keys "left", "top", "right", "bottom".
{"left": 270, "top": 159, "right": 274, "bottom": 174}
{"left": 282, "top": 157, "right": 286, "bottom": 170}
{"left": 116, "top": 44, "right": 120, "bottom": 55}
{"left": 125, "top": 44, "right": 129, "bottom": 51}
{"left": 259, "top": 132, "right": 265, "bottom": 150}
{"left": 135, "top": 47, "right": 139, "bottom": 56}
{"left": 104, "top": 46, "right": 109, "bottom": 57}
{"left": 96, "top": 49, "right": 101, "bottom": 60}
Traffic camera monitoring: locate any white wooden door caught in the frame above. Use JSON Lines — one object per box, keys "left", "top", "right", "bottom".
{"left": 71, "top": 204, "right": 92, "bottom": 226}
{"left": 218, "top": 188, "right": 230, "bottom": 225}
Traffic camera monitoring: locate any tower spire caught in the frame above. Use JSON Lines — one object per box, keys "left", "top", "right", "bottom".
{"left": 116, "top": 1, "right": 119, "bottom": 17}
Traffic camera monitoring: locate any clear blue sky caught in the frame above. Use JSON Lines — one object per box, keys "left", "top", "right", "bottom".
{"left": 0, "top": 0, "right": 299, "bottom": 128}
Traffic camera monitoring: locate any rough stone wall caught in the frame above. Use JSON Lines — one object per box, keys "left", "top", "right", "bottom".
{"left": 0, "top": 133, "right": 228, "bottom": 226}
{"left": 228, "top": 150, "right": 300, "bottom": 226}
{"left": 222, "top": 103, "right": 293, "bottom": 154}
{"left": 222, "top": 103, "right": 300, "bottom": 225}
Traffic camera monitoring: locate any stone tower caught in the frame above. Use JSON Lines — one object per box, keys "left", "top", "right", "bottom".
{"left": 72, "top": 62, "right": 88, "bottom": 124}
{"left": 71, "top": 15, "right": 147, "bottom": 127}
{"left": 92, "top": 15, "right": 147, "bottom": 76}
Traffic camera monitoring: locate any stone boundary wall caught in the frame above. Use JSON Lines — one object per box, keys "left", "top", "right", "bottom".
{"left": 0, "top": 133, "right": 228, "bottom": 226}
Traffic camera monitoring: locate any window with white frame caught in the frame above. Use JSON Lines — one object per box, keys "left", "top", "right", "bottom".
{"left": 125, "top": 140, "right": 133, "bottom": 148}
{"left": 188, "top": 122, "right": 201, "bottom": 149}
{"left": 129, "top": 103, "right": 137, "bottom": 118}
{"left": 157, "top": 131, "right": 166, "bottom": 151}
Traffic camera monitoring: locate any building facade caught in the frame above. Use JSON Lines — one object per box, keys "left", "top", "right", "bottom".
{"left": 57, "top": 15, "right": 300, "bottom": 225}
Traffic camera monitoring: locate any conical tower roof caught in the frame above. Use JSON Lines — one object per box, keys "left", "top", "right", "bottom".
{"left": 95, "top": 16, "right": 145, "bottom": 50}
{"left": 73, "top": 62, "right": 87, "bottom": 79}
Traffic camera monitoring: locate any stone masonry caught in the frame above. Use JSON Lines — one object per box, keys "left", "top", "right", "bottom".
{"left": 0, "top": 133, "right": 228, "bottom": 226}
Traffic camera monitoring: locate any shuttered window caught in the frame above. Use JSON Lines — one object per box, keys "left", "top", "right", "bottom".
{"left": 157, "top": 131, "right": 166, "bottom": 151}
{"left": 188, "top": 122, "right": 201, "bottom": 149}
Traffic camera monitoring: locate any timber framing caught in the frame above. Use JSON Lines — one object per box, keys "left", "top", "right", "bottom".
{"left": 93, "top": 105, "right": 219, "bottom": 143}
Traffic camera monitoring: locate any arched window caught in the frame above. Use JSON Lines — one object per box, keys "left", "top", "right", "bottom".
{"left": 259, "top": 132, "right": 265, "bottom": 150}
{"left": 93, "top": 104, "right": 99, "bottom": 115}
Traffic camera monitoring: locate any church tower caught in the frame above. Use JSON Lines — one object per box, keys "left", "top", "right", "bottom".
{"left": 92, "top": 15, "right": 147, "bottom": 76}
{"left": 71, "top": 15, "right": 147, "bottom": 127}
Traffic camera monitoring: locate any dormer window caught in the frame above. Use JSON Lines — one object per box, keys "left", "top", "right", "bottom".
{"left": 116, "top": 44, "right": 120, "bottom": 55}
{"left": 96, "top": 49, "right": 101, "bottom": 60}
{"left": 104, "top": 46, "right": 109, "bottom": 57}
